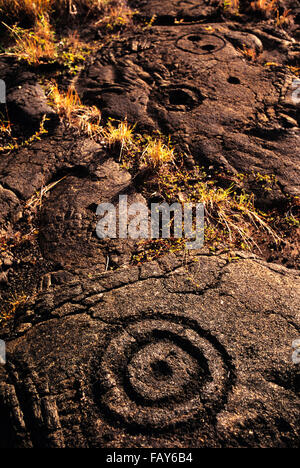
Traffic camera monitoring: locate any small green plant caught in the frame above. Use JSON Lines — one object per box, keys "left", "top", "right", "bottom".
{"left": 132, "top": 238, "right": 186, "bottom": 264}
{"left": 57, "top": 32, "right": 95, "bottom": 73}
{"left": 222, "top": 0, "right": 239, "bottom": 14}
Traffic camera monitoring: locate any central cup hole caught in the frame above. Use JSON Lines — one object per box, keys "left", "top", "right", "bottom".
{"left": 227, "top": 76, "right": 241, "bottom": 84}
{"left": 168, "top": 89, "right": 189, "bottom": 106}
{"left": 201, "top": 44, "right": 215, "bottom": 51}
{"left": 151, "top": 359, "right": 173, "bottom": 378}
{"left": 188, "top": 35, "right": 202, "bottom": 43}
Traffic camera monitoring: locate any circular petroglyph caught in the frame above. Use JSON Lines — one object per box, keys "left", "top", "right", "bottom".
{"left": 176, "top": 33, "right": 226, "bottom": 55}
{"left": 161, "top": 85, "right": 205, "bottom": 111}
{"left": 99, "top": 317, "right": 231, "bottom": 429}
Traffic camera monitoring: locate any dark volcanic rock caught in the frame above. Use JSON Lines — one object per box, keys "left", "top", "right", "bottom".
{"left": 0, "top": 132, "right": 103, "bottom": 200}
{"left": 129, "top": 0, "right": 219, "bottom": 21}
{"left": 0, "top": 186, "right": 20, "bottom": 226}
{"left": 39, "top": 157, "right": 147, "bottom": 269}
{"left": 0, "top": 1, "right": 299, "bottom": 451}
{"left": 78, "top": 23, "right": 300, "bottom": 196}
{"left": 0, "top": 253, "right": 299, "bottom": 448}
{"left": 6, "top": 83, "right": 59, "bottom": 130}
{"left": 0, "top": 131, "right": 147, "bottom": 270}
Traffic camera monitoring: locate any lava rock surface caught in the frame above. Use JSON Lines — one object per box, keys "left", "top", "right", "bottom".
{"left": 78, "top": 22, "right": 300, "bottom": 196}
{"left": 0, "top": 0, "right": 299, "bottom": 449}
{"left": 0, "top": 253, "right": 299, "bottom": 447}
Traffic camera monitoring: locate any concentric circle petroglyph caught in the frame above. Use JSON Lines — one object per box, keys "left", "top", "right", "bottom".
{"left": 99, "top": 317, "right": 232, "bottom": 429}
{"left": 176, "top": 33, "right": 226, "bottom": 55}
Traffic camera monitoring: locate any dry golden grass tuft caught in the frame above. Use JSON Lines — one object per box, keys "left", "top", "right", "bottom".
{"left": 0, "top": 0, "right": 53, "bottom": 20}
{"left": 25, "top": 177, "right": 66, "bottom": 211}
{"left": 142, "top": 139, "right": 175, "bottom": 169}
{"left": 0, "top": 0, "right": 117, "bottom": 20}
{"left": 276, "top": 8, "right": 293, "bottom": 27}
{"left": 102, "top": 119, "right": 135, "bottom": 160}
{"left": 0, "top": 118, "right": 12, "bottom": 136}
{"left": 48, "top": 83, "right": 101, "bottom": 136}
{"left": 49, "top": 83, "right": 82, "bottom": 120}
{"left": 4, "top": 15, "right": 57, "bottom": 64}
{"left": 95, "top": 2, "right": 134, "bottom": 28}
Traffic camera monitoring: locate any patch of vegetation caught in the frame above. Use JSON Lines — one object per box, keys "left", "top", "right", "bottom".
{"left": 47, "top": 83, "right": 101, "bottom": 135}
{"left": 142, "top": 138, "right": 175, "bottom": 170}
{"left": 2, "top": 16, "right": 97, "bottom": 72}
{"left": 239, "top": 44, "right": 257, "bottom": 61}
{"left": 132, "top": 238, "right": 186, "bottom": 264}
{"left": 222, "top": 0, "right": 240, "bottom": 15}
{"left": 0, "top": 0, "right": 126, "bottom": 22}
{"left": 158, "top": 167, "right": 280, "bottom": 247}
{"left": 102, "top": 119, "right": 135, "bottom": 160}
{"left": 131, "top": 167, "right": 299, "bottom": 264}
{"left": 0, "top": 113, "right": 48, "bottom": 153}
{"left": 221, "top": 0, "right": 294, "bottom": 28}
{"left": 0, "top": 0, "right": 133, "bottom": 72}
{"left": 57, "top": 31, "right": 96, "bottom": 74}
{"left": 4, "top": 15, "right": 57, "bottom": 64}
{"left": 0, "top": 292, "right": 31, "bottom": 326}
{"left": 250, "top": 0, "right": 293, "bottom": 26}
{"left": 96, "top": 123, "right": 289, "bottom": 261}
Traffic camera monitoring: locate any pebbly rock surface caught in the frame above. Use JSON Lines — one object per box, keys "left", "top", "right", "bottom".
{"left": 0, "top": 252, "right": 299, "bottom": 448}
